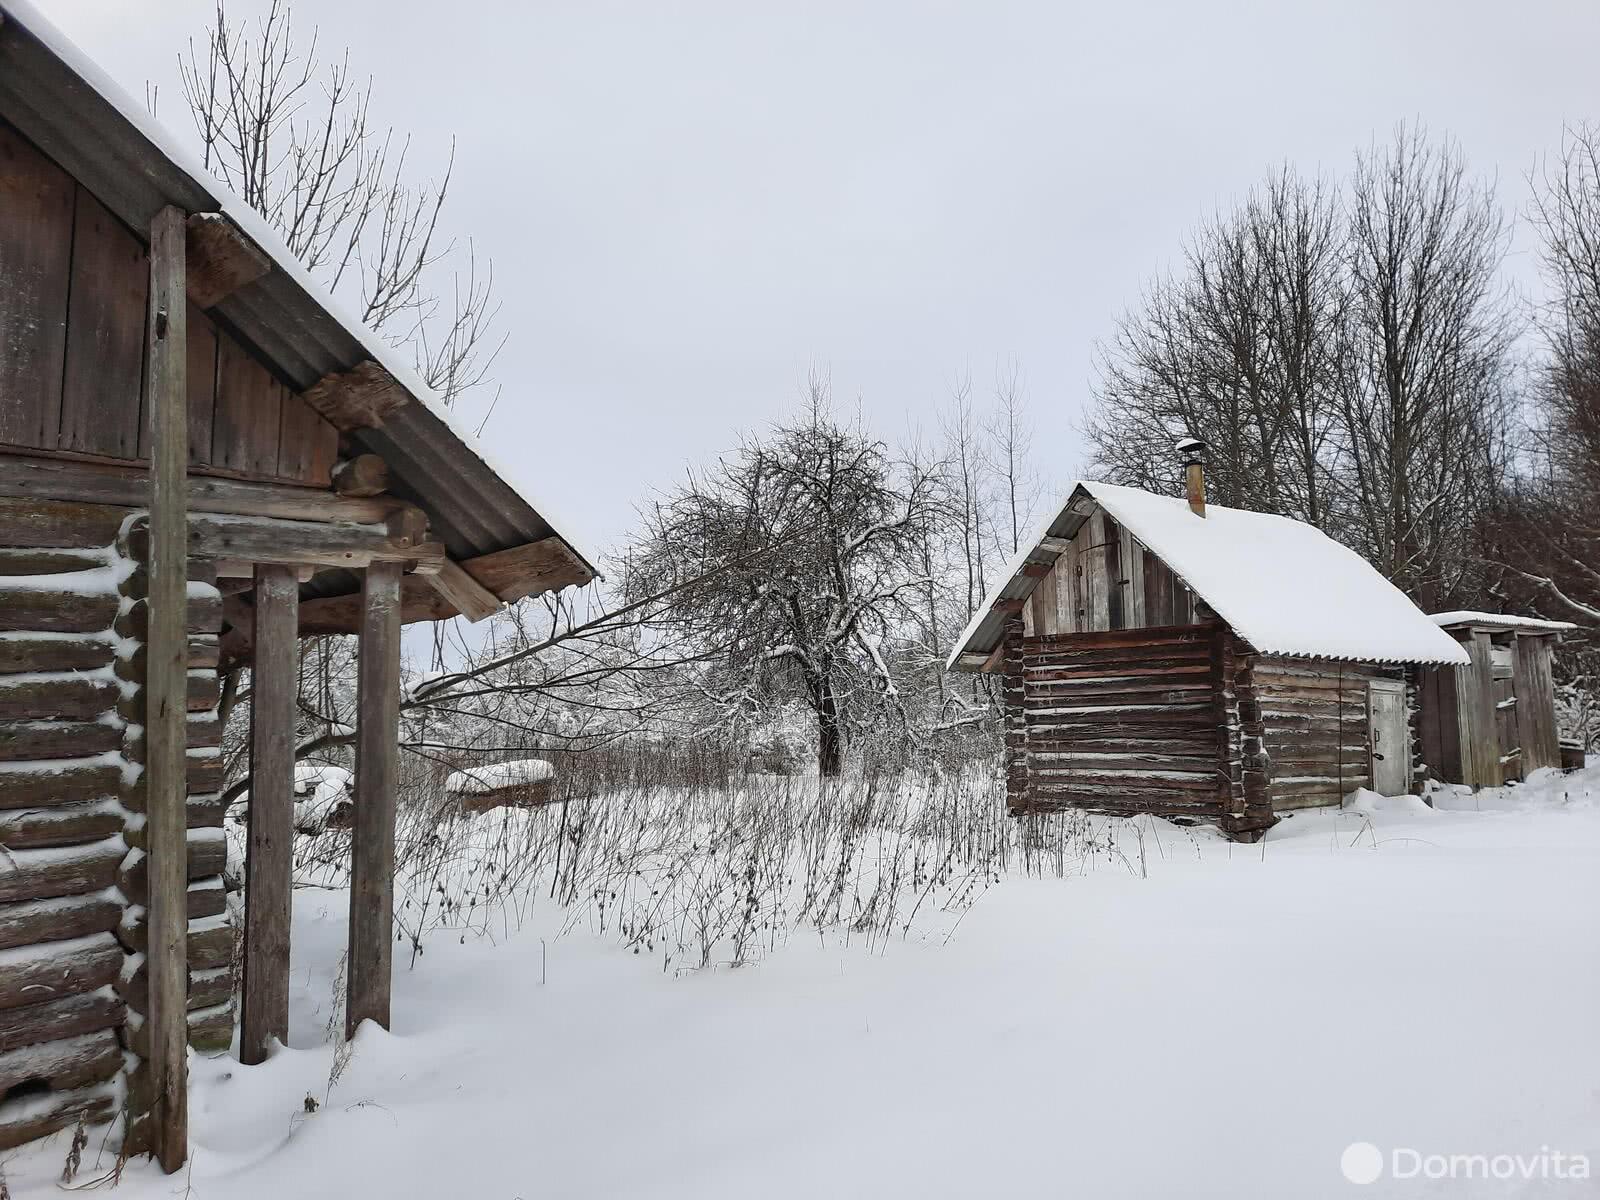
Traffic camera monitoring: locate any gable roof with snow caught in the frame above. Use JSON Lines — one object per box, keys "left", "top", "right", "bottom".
{"left": 948, "top": 480, "right": 1470, "bottom": 670}
{"left": 0, "top": 0, "right": 595, "bottom": 588}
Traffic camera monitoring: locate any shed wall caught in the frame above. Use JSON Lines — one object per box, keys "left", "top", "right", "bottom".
{"left": 1023, "top": 511, "right": 1200, "bottom": 637}
{"left": 0, "top": 118, "right": 337, "bottom": 487}
{"left": 0, "top": 496, "right": 231, "bottom": 1150}
{"left": 1009, "top": 624, "right": 1222, "bottom": 822}
{"left": 1254, "top": 657, "right": 1405, "bottom": 808}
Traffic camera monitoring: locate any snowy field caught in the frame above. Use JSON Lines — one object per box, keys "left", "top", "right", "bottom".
{"left": 10, "top": 772, "right": 1600, "bottom": 1198}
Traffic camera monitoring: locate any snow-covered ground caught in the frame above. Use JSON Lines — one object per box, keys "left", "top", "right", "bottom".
{"left": 11, "top": 772, "right": 1600, "bottom": 1198}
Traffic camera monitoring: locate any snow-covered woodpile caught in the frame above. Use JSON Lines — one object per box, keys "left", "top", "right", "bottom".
{"left": 1418, "top": 613, "right": 1574, "bottom": 787}
{"left": 0, "top": 499, "right": 229, "bottom": 1152}
{"left": 952, "top": 469, "right": 1472, "bottom": 841}
{"left": 446, "top": 759, "right": 558, "bottom": 812}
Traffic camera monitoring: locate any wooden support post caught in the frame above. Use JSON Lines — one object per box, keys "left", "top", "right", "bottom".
{"left": 347, "top": 560, "right": 401, "bottom": 1038}
{"left": 239, "top": 564, "right": 297, "bottom": 1065}
{"left": 144, "top": 205, "right": 189, "bottom": 1174}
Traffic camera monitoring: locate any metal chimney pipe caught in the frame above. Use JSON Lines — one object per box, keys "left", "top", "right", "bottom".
{"left": 1175, "top": 436, "right": 1207, "bottom": 517}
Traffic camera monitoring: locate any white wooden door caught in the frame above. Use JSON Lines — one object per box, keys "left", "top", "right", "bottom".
{"left": 1368, "top": 680, "right": 1408, "bottom": 796}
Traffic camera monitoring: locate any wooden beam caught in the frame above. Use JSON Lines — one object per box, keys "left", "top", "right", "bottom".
{"left": 239, "top": 564, "right": 295, "bottom": 1066}
{"left": 426, "top": 558, "right": 503, "bottom": 623}
{"left": 188, "top": 512, "right": 443, "bottom": 573}
{"left": 184, "top": 213, "right": 270, "bottom": 308}
{"left": 298, "top": 576, "right": 453, "bottom": 636}
{"left": 331, "top": 453, "right": 390, "bottom": 498}
{"left": 215, "top": 559, "right": 313, "bottom": 584}
{"left": 143, "top": 204, "right": 189, "bottom": 1175}
{"left": 302, "top": 361, "right": 409, "bottom": 430}
{"left": 348, "top": 561, "right": 401, "bottom": 1038}
{"left": 0, "top": 454, "right": 412, "bottom": 525}
{"left": 460, "top": 536, "right": 593, "bottom": 603}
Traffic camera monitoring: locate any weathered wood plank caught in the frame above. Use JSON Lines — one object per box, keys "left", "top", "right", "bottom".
{"left": 188, "top": 511, "right": 441, "bottom": 572}
{"left": 426, "top": 558, "right": 503, "bottom": 623}
{"left": 0, "top": 838, "right": 122, "bottom": 904}
{"left": 59, "top": 186, "right": 146, "bottom": 458}
{"left": 143, "top": 204, "right": 190, "bottom": 1175}
{"left": 0, "top": 587, "right": 118, "bottom": 633}
{"left": 240, "top": 563, "right": 295, "bottom": 1066}
{"left": 460, "top": 536, "right": 593, "bottom": 602}
{"left": 213, "top": 335, "right": 283, "bottom": 477}
{"left": 0, "top": 675, "right": 117, "bottom": 721}
{"left": 0, "top": 798, "right": 122, "bottom": 850}
{"left": 0, "top": 635, "right": 113, "bottom": 676}
{"left": 0, "top": 935, "right": 121, "bottom": 1012}
{"left": 348, "top": 561, "right": 400, "bottom": 1037}
{"left": 1514, "top": 635, "right": 1561, "bottom": 773}
{"left": 0, "top": 120, "right": 74, "bottom": 450}
{"left": 0, "top": 495, "right": 125, "bottom": 549}
{"left": 0, "top": 1081, "right": 116, "bottom": 1152}
{"left": 0, "top": 455, "right": 410, "bottom": 524}
{"left": 276, "top": 393, "right": 338, "bottom": 486}
{"left": 0, "top": 891, "right": 120, "bottom": 950}
{"left": 185, "top": 303, "right": 218, "bottom": 466}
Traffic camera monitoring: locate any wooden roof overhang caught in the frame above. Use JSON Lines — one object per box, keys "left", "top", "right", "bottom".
{"left": 0, "top": 3, "right": 596, "bottom": 628}
{"left": 948, "top": 486, "right": 1099, "bottom": 673}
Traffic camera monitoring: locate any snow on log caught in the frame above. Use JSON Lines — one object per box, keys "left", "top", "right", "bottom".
{"left": 446, "top": 758, "right": 558, "bottom": 812}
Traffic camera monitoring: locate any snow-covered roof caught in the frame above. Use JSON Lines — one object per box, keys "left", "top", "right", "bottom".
{"left": 0, "top": 1, "right": 596, "bottom": 583}
{"left": 948, "top": 481, "right": 1470, "bottom": 669}
{"left": 445, "top": 759, "right": 556, "bottom": 795}
{"left": 1431, "top": 611, "right": 1578, "bottom": 635}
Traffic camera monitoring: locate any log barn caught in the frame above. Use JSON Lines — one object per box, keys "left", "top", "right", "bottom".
{"left": 0, "top": 2, "right": 593, "bottom": 1169}
{"left": 1417, "top": 612, "right": 1574, "bottom": 788}
{"left": 946, "top": 446, "right": 1469, "bottom": 841}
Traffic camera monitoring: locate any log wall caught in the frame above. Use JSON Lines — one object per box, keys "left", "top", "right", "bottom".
{"left": 1253, "top": 656, "right": 1404, "bottom": 809}
{"left": 0, "top": 496, "right": 231, "bottom": 1151}
{"left": 0, "top": 118, "right": 337, "bottom": 487}
{"left": 1023, "top": 510, "right": 1201, "bottom": 637}
{"left": 1009, "top": 624, "right": 1225, "bottom": 824}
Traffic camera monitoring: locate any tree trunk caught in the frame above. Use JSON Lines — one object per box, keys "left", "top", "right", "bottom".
{"left": 817, "top": 676, "right": 844, "bottom": 777}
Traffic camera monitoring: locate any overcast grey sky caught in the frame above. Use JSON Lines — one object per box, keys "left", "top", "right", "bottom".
{"left": 32, "top": 0, "right": 1600, "bottom": 558}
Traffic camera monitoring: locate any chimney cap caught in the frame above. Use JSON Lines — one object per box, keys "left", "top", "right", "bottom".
{"left": 1175, "top": 436, "right": 1207, "bottom": 463}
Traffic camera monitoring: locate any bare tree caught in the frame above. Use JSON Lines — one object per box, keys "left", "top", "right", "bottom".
{"left": 985, "top": 362, "right": 1041, "bottom": 555}
{"left": 1481, "top": 125, "right": 1600, "bottom": 663}
{"left": 942, "top": 377, "right": 989, "bottom": 618}
{"left": 1335, "top": 124, "right": 1516, "bottom": 607}
{"left": 629, "top": 381, "right": 948, "bottom": 776}
{"left": 177, "top": 0, "right": 503, "bottom": 408}
{"left": 1086, "top": 165, "right": 1344, "bottom": 523}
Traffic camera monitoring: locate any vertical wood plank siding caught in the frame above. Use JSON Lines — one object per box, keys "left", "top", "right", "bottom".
{"left": 60, "top": 187, "right": 147, "bottom": 458}
{"left": 0, "top": 121, "right": 74, "bottom": 449}
{"left": 0, "top": 117, "right": 337, "bottom": 487}
{"left": 1513, "top": 636, "right": 1561, "bottom": 773}
{"left": 1027, "top": 511, "right": 1200, "bottom": 637}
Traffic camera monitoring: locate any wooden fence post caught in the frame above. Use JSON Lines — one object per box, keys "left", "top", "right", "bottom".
{"left": 347, "top": 560, "right": 401, "bottom": 1037}
{"left": 144, "top": 204, "right": 189, "bottom": 1174}
{"left": 240, "top": 564, "right": 297, "bottom": 1064}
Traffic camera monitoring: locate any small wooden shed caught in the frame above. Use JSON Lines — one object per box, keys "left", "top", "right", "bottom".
{"left": 1416, "top": 612, "right": 1574, "bottom": 788}
{"left": 946, "top": 454, "right": 1469, "bottom": 841}
{"left": 0, "top": 2, "right": 593, "bottom": 1169}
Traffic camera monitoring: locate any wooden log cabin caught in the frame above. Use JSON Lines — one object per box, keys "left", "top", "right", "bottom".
{"left": 1417, "top": 612, "right": 1574, "bottom": 788}
{"left": 946, "top": 445, "right": 1469, "bottom": 841}
{"left": 0, "top": 2, "right": 594, "bottom": 1169}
